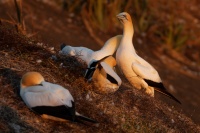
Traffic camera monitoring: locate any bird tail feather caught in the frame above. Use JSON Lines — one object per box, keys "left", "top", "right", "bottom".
{"left": 144, "top": 79, "right": 181, "bottom": 104}
{"left": 75, "top": 112, "right": 98, "bottom": 123}
{"left": 154, "top": 88, "right": 181, "bottom": 104}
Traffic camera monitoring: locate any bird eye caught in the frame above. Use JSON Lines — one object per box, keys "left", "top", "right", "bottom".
{"left": 123, "top": 15, "right": 128, "bottom": 20}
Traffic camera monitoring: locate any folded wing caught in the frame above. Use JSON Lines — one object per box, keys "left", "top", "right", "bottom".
{"left": 100, "top": 62, "right": 122, "bottom": 86}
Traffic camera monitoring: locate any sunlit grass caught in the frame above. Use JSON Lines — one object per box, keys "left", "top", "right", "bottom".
{"left": 61, "top": 0, "right": 189, "bottom": 52}
{"left": 13, "top": 0, "right": 25, "bottom": 34}
{"left": 155, "top": 17, "right": 188, "bottom": 52}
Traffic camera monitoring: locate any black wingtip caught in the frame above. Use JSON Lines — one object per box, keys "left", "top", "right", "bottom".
{"left": 144, "top": 79, "right": 181, "bottom": 104}
{"left": 85, "top": 55, "right": 113, "bottom": 81}
{"left": 60, "top": 43, "right": 66, "bottom": 50}
{"left": 76, "top": 115, "right": 98, "bottom": 123}
{"left": 107, "top": 73, "right": 118, "bottom": 85}
{"left": 84, "top": 61, "right": 100, "bottom": 80}
{"left": 84, "top": 68, "right": 96, "bottom": 80}
{"left": 154, "top": 88, "right": 181, "bottom": 104}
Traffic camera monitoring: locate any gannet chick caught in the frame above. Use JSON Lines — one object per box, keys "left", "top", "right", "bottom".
{"left": 116, "top": 12, "right": 181, "bottom": 104}
{"left": 91, "top": 56, "right": 122, "bottom": 94}
{"left": 20, "top": 72, "right": 97, "bottom": 123}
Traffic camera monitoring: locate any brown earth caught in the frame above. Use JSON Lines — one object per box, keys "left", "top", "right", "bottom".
{"left": 0, "top": 0, "right": 200, "bottom": 132}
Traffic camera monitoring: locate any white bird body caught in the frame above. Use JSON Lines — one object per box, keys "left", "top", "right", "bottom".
{"left": 117, "top": 43, "right": 161, "bottom": 87}
{"left": 61, "top": 35, "right": 122, "bottom": 66}
{"left": 61, "top": 46, "right": 94, "bottom": 65}
{"left": 20, "top": 81, "right": 74, "bottom": 108}
{"left": 116, "top": 12, "right": 180, "bottom": 103}
{"left": 61, "top": 35, "right": 122, "bottom": 93}
{"left": 20, "top": 72, "right": 97, "bottom": 123}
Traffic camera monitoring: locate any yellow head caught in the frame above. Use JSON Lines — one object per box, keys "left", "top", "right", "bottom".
{"left": 116, "top": 12, "right": 132, "bottom": 24}
{"left": 20, "top": 72, "right": 44, "bottom": 89}
{"left": 102, "top": 56, "right": 116, "bottom": 67}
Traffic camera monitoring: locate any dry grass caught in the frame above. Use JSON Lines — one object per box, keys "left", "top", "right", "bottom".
{"left": 0, "top": 22, "right": 200, "bottom": 132}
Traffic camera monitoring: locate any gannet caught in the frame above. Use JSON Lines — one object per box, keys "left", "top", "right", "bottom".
{"left": 116, "top": 12, "right": 181, "bottom": 104}
{"left": 61, "top": 35, "right": 122, "bottom": 65}
{"left": 20, "top": 72, "right": 97, "bottom": 123}
{"left": 90, "top": 56, "right": 122, "bottom": 94}
{"left": 61, "top": 35, "right": 122, "bottom": 92}
{"left": 61, "top": 44, "right": 93, "bottom": 65}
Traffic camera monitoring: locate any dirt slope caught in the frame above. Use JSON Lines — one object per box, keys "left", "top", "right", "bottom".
{"left": 0, "top": 0, "right": 200, "bottom": 132}
{"left": 0, "top": 21, "right": 200, "bottom": 133}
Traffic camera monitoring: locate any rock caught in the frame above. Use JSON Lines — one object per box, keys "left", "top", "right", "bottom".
{"left": 36, "top": 59, "right": 42, "bottom": 63}
{"left": 86, "top": 93, "right": 90, "bottom": 101}
{"left": 171, "top": 119, "right": 175, "bottom": 123}
{"left": 49, "top": 47, "right": 54, "bottom": 51}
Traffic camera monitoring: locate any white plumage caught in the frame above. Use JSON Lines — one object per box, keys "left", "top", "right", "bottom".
{"left": 61, "top": 35, "right": 122, "bottom": 93}
{"left": 61, "top": 35, "right": 122, "bottom": 66}
{"left": 21, "top": 82, "right": 73, "bottom": 108}
{"left": 61, "top": 45, "right": 93, "bottom": 65}
{"left": 116, "top": 12, "right": 181, "bottom": 104}
{"left": 20, "top": 72, "right": 97, "bottom": 123}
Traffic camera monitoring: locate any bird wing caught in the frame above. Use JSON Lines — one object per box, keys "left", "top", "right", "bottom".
{"left": 132, "top": 62, "right": 162, "bottom": 83}
{"left": 84, "top": 67, "right": 96, "bottom": 80}
{"left": 100, "top": 62, "right": 122, "bottom": 86}
{"left": 61, "top": 45, "right": 94, "bottom": 65}
{"left": 75, "top": 47, "right": 94, "bottom": 64}
{"left": 84, "top": 55, "right": 112, "bottom": 80}
{"left": 21, "top": 83, "right": 74, "bottom": 108}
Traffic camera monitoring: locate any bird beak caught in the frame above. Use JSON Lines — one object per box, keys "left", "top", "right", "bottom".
{"left": 60, "top": 43, "right": 66, "bottom": 50}
{"left": 117, "top": 18, "right": 124, "bottom": 24}
{"left": 116, "top": 14, "right": 123, "bottom": 19}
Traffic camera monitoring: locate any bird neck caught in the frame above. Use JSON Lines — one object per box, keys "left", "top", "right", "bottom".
{"left": 100, "top": 44, "right": 116, "bottom": 55}
{"left": 93, "top": 50, "right": 109, "bottom": 60}
{"left": 100, "top": 36, "right": 121, "bottom": 55}
{"left": 123, "top": 22, "right": 134, "bottom": 40}
{"left": 120, "top": 22, "right": 136, "bottom": 53}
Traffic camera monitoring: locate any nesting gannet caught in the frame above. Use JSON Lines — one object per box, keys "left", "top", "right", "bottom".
{"left": 61, "top": 44, "right": 94, "bottom": 65}
{"left": 90, "top": 56, "right": 122, "bottom": 94}
{"left": 61, "top": 35, "right": 122, "bottom": 93}
{"left": 20, "top": 72, "right": 97, "bottom": 123}
{"left": 116, "top": 12, "right": 181, "bottom": 104}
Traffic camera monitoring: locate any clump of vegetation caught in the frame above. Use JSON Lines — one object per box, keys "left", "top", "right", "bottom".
{"left": 155, "top": 17, "right": 188, "bottom": 52}
{"left": 68, "top": 0, "right": 152, "bottom": 33}
{"left": 131, "top": 0, "right": 152, "bottom": 33}
{"left": 13, "top": 0, "right": 26, "bottom": 34}
{"left": 53, "top": 0, "right": 152, "bottom": 33}
{"left": 47, "top": 0, "right": 191, "bottom": 54}
{"left": 165, "top": 23, "right": 188, "bottom": 51}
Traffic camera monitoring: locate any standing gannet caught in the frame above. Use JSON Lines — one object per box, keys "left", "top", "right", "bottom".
{"left": 20, "top": 72, "right": 97, "bottom": 123}
{"left": 116, "top": 12, "right": 181, "bottom": 104}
